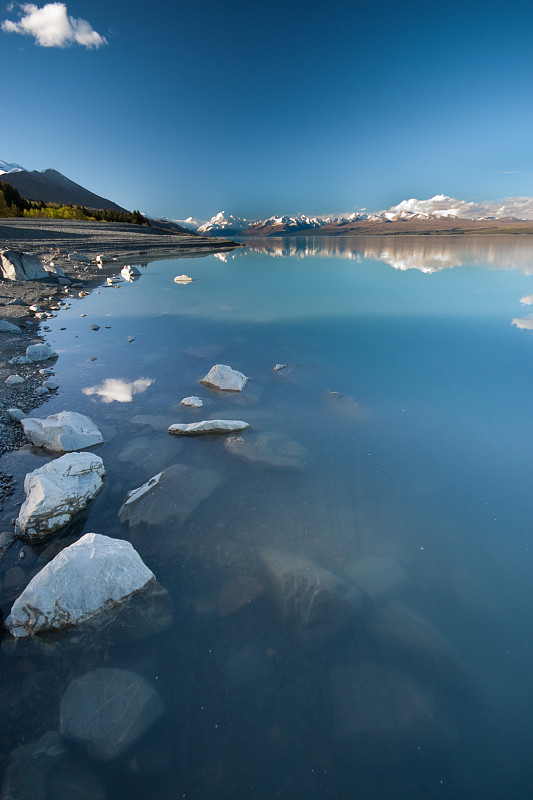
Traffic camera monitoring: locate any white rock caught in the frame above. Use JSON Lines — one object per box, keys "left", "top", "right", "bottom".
{"left": 6, "top": 533, "right": 153, "bottom": 637}
{"left": 95, "top": 253, "right": 111, "bottom": 263}
{"left": 273, "top": 363, "right": 288, "bottom": 371}
{"left": 39, "top": 367, "right": 54, "bottom": 376}
{"left": 15, "top": 452, "right": 106, "bottom": 540}
{"left": 121, "top": 265, "right": 142, "bottom": 281}
{"left": 0, "top": 249, "right": 49, "bottom": 280}
{"left": 0, "top": 319, "right": 22, "bottom": 333}
{"left": 25, "top": 342, "right": 57, "bottom": 362}
{"left": 174, "top": 274, "right": 193, "bottom": 283}
{"left": 200, "top": 364, "right": 248, "bottom": 392}
{"left": 21, "top": 410, "right": 104, "bottom": 452}
{"left": 180, "top": 395, "right": 203, "bottom": 408}
{"left": 169, "top": 419, "right": 250, "bottom": 435}
{"left": 5, "top": 375, "right": 24, "bottom": 385}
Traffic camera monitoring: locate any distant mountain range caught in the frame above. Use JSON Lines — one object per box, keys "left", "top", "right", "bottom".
{"left": 3, "top": 158, "right": 533, "bottom": 236}
{"left": 175, "top": 195, "right": 533, "bottom": 236}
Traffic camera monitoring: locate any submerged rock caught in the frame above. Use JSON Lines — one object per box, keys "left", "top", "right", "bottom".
{"left": 217, "top": 575, "right": 266, "bottom": 618}
{"left": 330, "top": 663, "right": 455, "bottom": 756}
{"left": 344, "top": 556, "right": 407, "bottom": 601}
{"left": 0, "top": 731, "right": 66, "bottom": 800}
{"left": 21, "top": 410, "right": 104, "bottom": 452}
{"left": 0, "top": 249, "right": 49, "bottom": 281}
{"left": 6, "top": 533, "right": 155, "bottom": 638}
{"left": 169, "top": 419, "right": 250, "bottom": 436}
{"left": 173, "top": 274, "right": 193, "bottom": 283}
{"left": 261, "top": 548, "right": 364, "bottom": 641}
{"left": 48, "top": 764, "right": 109, "bottom": 800}
{"left": 118, "top": 463, "right": 221, "bottom": 532}
{"left": 15, "top": 452, "right": 105, "bottom": 541}
{"left": 225, "top": 431, "right": 308, "bottom": 469}
{"left": 200, "top": 364, "right": 248, "bottom": 392}
{"left": 60, "top": 667, "right": 164, "bottom": 761}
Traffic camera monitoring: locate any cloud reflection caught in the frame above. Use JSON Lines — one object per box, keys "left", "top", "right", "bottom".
{"left": 83, "top": 377, "right": 154, "bottom": 403}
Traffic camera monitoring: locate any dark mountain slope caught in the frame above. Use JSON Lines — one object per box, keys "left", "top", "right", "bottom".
{"left": 0, "top": 169, "right": 127, "bottom": 212}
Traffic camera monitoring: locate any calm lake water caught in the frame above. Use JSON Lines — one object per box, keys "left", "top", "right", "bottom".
{"left": 2, "top": 235, "right": 533, "bottom": 798}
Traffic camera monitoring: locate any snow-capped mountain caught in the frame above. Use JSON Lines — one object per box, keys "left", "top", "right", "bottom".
{"left": 173, "top": 194, "right": 533, "bottom": 237}
{"left": 0, "top": 160, "right": 25, "bottom": 176}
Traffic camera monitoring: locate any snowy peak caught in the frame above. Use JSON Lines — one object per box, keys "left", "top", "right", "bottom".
{"left": 0, "top": 160, "right": 25, "bottom": 176}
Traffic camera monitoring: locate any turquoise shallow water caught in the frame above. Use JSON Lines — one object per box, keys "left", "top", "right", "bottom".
{"left": 1, "top": 236, "right": 533, "bottom": 798}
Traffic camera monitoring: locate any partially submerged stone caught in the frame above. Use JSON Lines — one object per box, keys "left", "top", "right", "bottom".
{"left": 25, "top": 342, "right": 57, "bottom": 362}
{"left": 225, "top": 432, "right": 308, "bottom": 469}
{"left": 15, "top": 452, "right": 105, "bottom": 541}
{"left": 6, "top": 533, "right": 155, "bottom": 638}
{"left": 261, "top": 548, "right": 364, "bottom": 641}
{"left": 0, "top": 249, "right": 49, "bottom": 281}
{"left": 169, "top": 419, "right": 250, "bottom": 436}
{"left": 174, "top": 274, "right": 193, "bottom": 283}
{"left": 119, "top": 463, "right": 221, "bottom": 532}
{"left": 21, "top": 410, "right": 104, "bottom": 452}
{"left": 60, "top": 667, "right": 164, "bottom": 761}
{"left": 180, "top": 395, "right": 203, "bottom": 408}
{"left": 121, "top": 264, "right": 142, "bottom": 281}
{"left": 200, "top": 364, "right": 248, "bottom": 392}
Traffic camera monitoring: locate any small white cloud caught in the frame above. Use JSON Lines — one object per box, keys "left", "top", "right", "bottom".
{"left": 82, "top": 377, "right": 154, "bottom": 403}
{"left": 2, "top": 2, "right": 107, "bottom": 48}
{"left": 511, "top": 317, "right": 533, "bottom": 330}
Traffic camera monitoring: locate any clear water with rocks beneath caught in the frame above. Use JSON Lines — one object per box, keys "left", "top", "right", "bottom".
{"left": 1, "top": 235, "right": 533, "bottom": 799}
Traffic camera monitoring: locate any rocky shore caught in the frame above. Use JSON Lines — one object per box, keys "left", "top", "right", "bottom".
{"left": 0, "top": 217, "right": 241, "bottom": 492}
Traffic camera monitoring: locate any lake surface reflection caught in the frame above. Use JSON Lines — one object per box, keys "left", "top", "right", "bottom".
{"left": 2, "top": 236, "right": 533, "bottom": 799}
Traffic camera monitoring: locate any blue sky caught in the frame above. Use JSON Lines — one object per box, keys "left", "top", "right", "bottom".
{"left": 1, "top": 0, "right": 532, "bottom": 219}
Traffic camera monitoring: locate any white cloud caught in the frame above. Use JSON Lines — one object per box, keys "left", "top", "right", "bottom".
{"left": 379, "top": 194, "right": 533, "bottom": 221}
{"left": 511, "top": 317, "right": 533, "bottom": 330}
{"left": 1, "top": 3, "right": 107, "bottom": 48}
{"left": 82, "top": 377, "right": 154, "bottom": 403}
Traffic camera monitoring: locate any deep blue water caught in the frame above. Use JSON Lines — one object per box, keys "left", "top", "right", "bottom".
{"left": 1, "top": 236, "right": 533, "bottom": 798}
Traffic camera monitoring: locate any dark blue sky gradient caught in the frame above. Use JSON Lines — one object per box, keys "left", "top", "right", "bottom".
{"left": 1, "top": 0, "right": 532, "bottom": 218}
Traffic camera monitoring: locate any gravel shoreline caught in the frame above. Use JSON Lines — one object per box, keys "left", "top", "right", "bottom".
{"left": 0, "top": 218, "right": 242, "bottom": 502}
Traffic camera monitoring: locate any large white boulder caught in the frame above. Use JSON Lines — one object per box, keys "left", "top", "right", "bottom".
{"left": 25, "top": 342, "right": 57, "bottom": 362}
{"left": 60, "top": 667, "right": 164, "bottom": 761}
{"left": 6, "top": 533, "right": 155, "bottom": 638}
{"left": 21, "top": 410, "right": 104, "bottom": 452}
{"left": 15, "top": 452, "right": 105, "bottom": 540}
{"left": 0, "top": 249, "right": 48, "bottom": 281}
{"left": 200, "top": 364, "right": 248, "bottom": 392}
{"left": 168, "top": 419, "right": 250, "bottom": 435}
